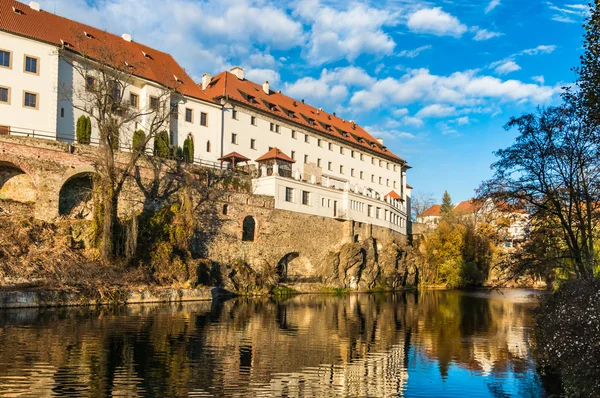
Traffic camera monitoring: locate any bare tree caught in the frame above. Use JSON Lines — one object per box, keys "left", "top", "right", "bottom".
{"left": 411, "top": 191, "right": 435, "bottom": 221}
{"left": 478, "top": 104, "right": 600, "bottom": 279}
{"left": 59, "top": 34, "right": 179, "bottom": 260}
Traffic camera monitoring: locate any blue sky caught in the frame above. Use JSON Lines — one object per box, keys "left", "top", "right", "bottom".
{"left": 48, "top": 0, "right": 588, "bottom": 203}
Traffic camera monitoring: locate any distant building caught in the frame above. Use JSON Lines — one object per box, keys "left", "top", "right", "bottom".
{"left": 417, "top": 199, "right": 530, "bottom": 246}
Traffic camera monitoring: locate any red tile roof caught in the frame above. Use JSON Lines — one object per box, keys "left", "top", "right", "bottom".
{"left": 219, "top": 152, "right": 251, "bottom": 162}
{"left": 419, "top": 204, "right": 441, "bottom": 218}
{"left": 203, "top": 71, "right": 408, "bottom": 165}
{"left": 0, "top": 0, "right": 212, "bottom": 102}
{"left": 454, "top": 199, "right": 485, "bottom": 215}
{"left": 385, "top": 190, "right": 402, "bottom": 200}
{"left": 255, "top": 147, "right": 295, "bottom": 163}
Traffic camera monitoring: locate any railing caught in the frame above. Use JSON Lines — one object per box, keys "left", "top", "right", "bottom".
{"left": 3, "top": 126, "right": 239, "bottom": 173}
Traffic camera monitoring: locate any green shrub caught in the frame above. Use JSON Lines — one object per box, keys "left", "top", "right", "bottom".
{"left": 183, "top": 136, "right": 194, "bottom": 163}
{"left": 154, "top": 131, "right": 170, "bottom": 158}
{"left": 76, "top": 115, "right": 91, "bottom": 144}
{"left": 132, "top": 130, "right": 146, "bottom": 153}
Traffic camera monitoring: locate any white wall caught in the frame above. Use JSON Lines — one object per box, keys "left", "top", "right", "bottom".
{"left": 253, "top": 175, "right": 407, "bottom": 235}
{"left": 222, "top": 101, "right": 406, "bottom": 199}
{"left": 0, "top": 32, "right": 59, "bottom": 137}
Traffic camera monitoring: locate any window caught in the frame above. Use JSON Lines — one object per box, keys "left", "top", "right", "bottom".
{"left": 386, "top": 179, "right": 390, "bottom": 187}
{"left": 291, "top": 130, "right": 296, "bottom": 139}
{"left": 328, "top": 161, "right": 332, "bottom": 171}
{"left": 387, "top": 163, "right": 390, "bottom": 170}
{"left": 304, "top": 134, "right": 309, "bottom": 143}
{"left": 23, "top": 91, "right": 38, "bottom": 109}
{"left": 291, "top": 151, "right": 296, "bottom": 160}
{"left": 60, "top": 108, "right": 64, "bottom": 117}
{"left": 351, "top": 168, "right": 355, "bottom": 177}
{"left": 351, "top": 150, "right": 355, "bottom": 158}
{"left": 270, "top": 122, "right": 279, "bottom": 133}
{"left": 394, "top": 165, "right": 398, "bottom": 172}
{"left": 340, "top": 147, "right": 344, "bottom": 155}
{"left": 242, "top": 216, "right": 256, "bottom": 242}
{"left": 206, "top": 140, "right": 211, "bottom": 152}
{"left": 360, "top": 171, "right": 364, "bottom": 180}
{"left": 360, "top": 153, "right": 364, "bottom": 161}
{"left": 371, "top": 175, "right": 375, "bottom": 183}
{"left": 379, "top": 160, "right": 383, "bottom": 167}
{"left": 185, "top": 108, "right": 193, "bottom": 123}
{"left": 317, "top": 158, "right": 322, "bottom": 167}
{"left": 129, "top": 93, "right": 139, "bottom": 108}
{"left": 308, "top": 118, "right": 315, "bottom": 126}
{"left": 200, "top": 112, "right": 208, "bottom": 126}
{"left": 328, "top": 142, "right": 333, "bottom": 151}
{"left": 318, "top": 139, "right": 322, "bottom": 147}
{"left": 0, "top": 50, "right": 11, "bottom": 69}
{"left": 149, "top": 96, "right": 159, "bottom": 110}
{"left": 231, "top": 133, "right": 238, "bottom": 144}
{"left": 111, "top": 81, "right": 121, "bottom": 102}
{"left": 394, "top": 181, "right": 397, "bottom": 188}
{"left": 250, "top": 139, "right": 256, "bottom": 149}
{"left": 304, "top": 154, "right": 309, "bottom": 164}
{"left": 232, "top": 109, "right": 238, "bottom": 119}
{"left": 85, "top": 76, "right": 95, "bottom": 91}
{"left": 340, "top": 165, "right": 344, "bottom": 174}
{"left": 285, "top": 187, "right": 294, "bottom": 202}
{"left": 24, "top": 55, "right": 39, "bottom": 74}
{"left": 368, "top": 205, "right": 373, "bottom": 217}
{"left": 0, "top": 87, "right": 9, "bottom": 104}
{"left": 379, "top": 177, "right": 382, "bottom": 184}
{"left": 302, "top": 191, "right": 311, "bottom": 205}
{"left": 251, "top": 116, "right": 257, "bottom": 125}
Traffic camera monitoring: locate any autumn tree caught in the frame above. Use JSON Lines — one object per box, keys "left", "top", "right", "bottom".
{"left": 59, "top": 34, "right": 179, "bottom": 261}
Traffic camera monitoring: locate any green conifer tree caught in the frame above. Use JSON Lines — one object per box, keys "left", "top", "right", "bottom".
{"left": 440, "top": 191, "right": 454, "bottom": 216}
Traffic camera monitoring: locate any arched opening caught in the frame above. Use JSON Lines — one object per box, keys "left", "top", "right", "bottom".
{"left": 354, "top": 234, "right": 361, "bottom": 243}
{"left": 59, "top": 173, "right": 94, "bottom": 219}
{"left": 0, "top": 162, "right": 36, "bottom": 203}
{"left": 222, "top": 204, "right": 228, "bottom": 215}
{"left": 242, "top": 216, "right": 256, "bottom": 242}
{"left": 206, "top": 140, "right": 211, "bottom": 153}
{"left": 276, "top": 253, "right": 316, "bottom": 283}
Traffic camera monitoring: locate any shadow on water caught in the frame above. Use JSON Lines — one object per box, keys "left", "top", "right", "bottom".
{"left": 0, "top": 290, "right": 551, "bottom": 397}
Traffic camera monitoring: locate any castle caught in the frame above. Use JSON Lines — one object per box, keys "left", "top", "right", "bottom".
{"left": 0, "top": 0, "right": 411, "bottom": 235}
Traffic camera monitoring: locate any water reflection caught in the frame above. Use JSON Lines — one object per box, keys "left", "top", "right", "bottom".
{"left": 0, "top": 290, "right": 546, "bottom": 397}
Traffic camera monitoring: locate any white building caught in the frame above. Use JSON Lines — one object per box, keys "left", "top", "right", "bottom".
{"left": 0, "top": 0, "right": 412, "bottom": 236}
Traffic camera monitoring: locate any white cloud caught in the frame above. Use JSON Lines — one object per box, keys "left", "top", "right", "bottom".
{"left": 407, "top": 7, "right": 468, "bottom": 38}
{"left": 519, "top": 45, "right": 557, "bottom": 56}
{"left": 416, "top": 104, "right": 458, "bottom": 118}
{"left": 492, "top": 60, "right": 521, "bottom": 75}
{"left": 246, "top": 69, "right": 281, "bottom": 85}
{"left": 455, "top": 116, "right": 470, "bottom": 125}
{"left": 533, "top": 75, "right": 545, "bottom": 85}
{"left": 295, "top": 0, "right": 398, "bottom": 65}
{"left": 247, "top": 52, "right": 277, "bottom": 68}
{"left": 472, "top": 27, "right": 503, "bottom": 41}
{"left": 350, "top": 68, "right": 557, "bottom": 111}
{"left": 398, "top": 45, "right": 433, "bottom": 58}
{"left": 548, "top": 3, "right": 589, "bottom": 23}
{"left": 485, "top": 0, "right": 501, "bottom": 13}
{"left": 394, "top": 108, "right": 410, "bottom": 117}
{"left": 402, "top": 116, "right": 425, "bottom": 128}
{"left": 284, "top": 66, "right": 376, "bottom": 109}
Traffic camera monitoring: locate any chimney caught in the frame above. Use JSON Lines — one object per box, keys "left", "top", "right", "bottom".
{"left": 201, "top": 73, "right": 212, "bottom": 90}
{"left": 262, "top": 81, "right": 270, "bottom": 95}
{"left": 29, "top": 2, "right": 40, "bottom": 11}
{"left": 230, "top": 66, "right": 244, "bottom": 80}
{"left": 122, "top": 33, "right": 132, "bottom": 42}
{"left": 377, "top": 138, "right": 384, "bottom": 146}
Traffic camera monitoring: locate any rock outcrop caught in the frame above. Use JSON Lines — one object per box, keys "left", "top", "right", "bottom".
{"left": 317, "top": 237, "right": 418, "bottom": 291}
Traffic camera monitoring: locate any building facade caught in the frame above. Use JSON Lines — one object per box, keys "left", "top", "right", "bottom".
{"left": 0, "top": 0, "right": 412, "bottom": 235}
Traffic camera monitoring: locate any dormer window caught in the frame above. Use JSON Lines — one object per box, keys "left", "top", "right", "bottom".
{"left": 247, "top": 95, "right": 256, "bottom": 103}
{"left": 12, "top": 7, "right": 25, "bottom": 15}
{"left": 269, "top": 103, "right": 277, "bottom": 111}
{"left": 173, "top": 75, "right": 183, "bottom": 83}
{"left": 287, "top": 110, "right": 295, "bottom": 118}
{"left": 308, "top": 118, "right": 315, "bottom": 126}
{"left": 124, "top": 62, "right": 134, "bottom": 69}
{"left": 60, "top": 40, "right": 73, "bottom": 49}
{"left": 84, "top": 31, "right": 94, "bottom": 39}
{"left": 142, "top": 51, "right": 153, "bottom": 60}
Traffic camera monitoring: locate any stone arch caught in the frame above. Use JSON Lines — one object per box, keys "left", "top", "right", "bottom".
{"left": 0, "top": 161, "right": 37, "bottom": 203}
{"left": 242, "top": 215, "right": 256, "bottom": 242}
{"left": 58, "top": 171, "right": 96, "bottom": 219}
{"left": 277, "top": 252, "right": 316, "bottom": 283}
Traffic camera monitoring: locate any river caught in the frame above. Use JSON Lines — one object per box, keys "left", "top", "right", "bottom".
{"left": 0, "top": 289, "right": 548, "bottom": 397}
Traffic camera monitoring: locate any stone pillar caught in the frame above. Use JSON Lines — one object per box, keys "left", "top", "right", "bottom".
{"left": 260, "top": 165, "right": 267, "bottom": 177}
{"left": 273, "top": 162, "right": 279, "bottom": 176}
{"left": 324, "top": 177, "right": 330, "bottom": 187}
{"left": 310, "top": 175, "right": 316, "bottom": 184}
